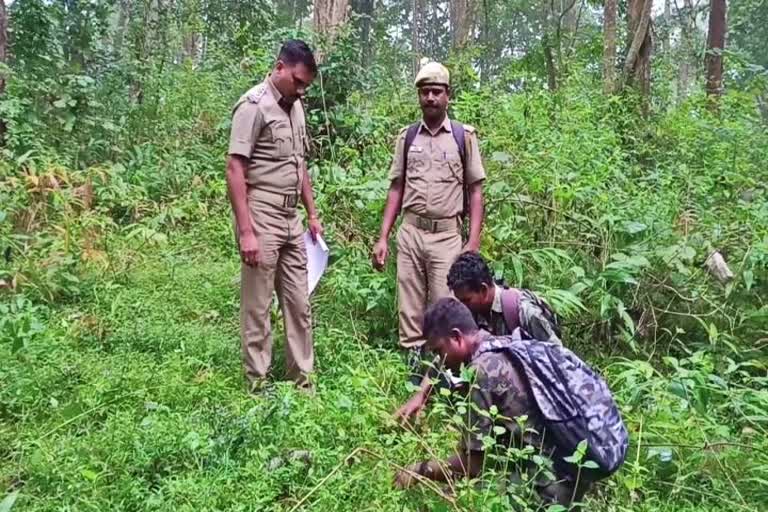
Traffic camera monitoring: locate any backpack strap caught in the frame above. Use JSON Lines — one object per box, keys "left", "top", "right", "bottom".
{"left": 449, "top": 120, "right": 469, "bottom": 218}
{"left": 500, "top": 288, "right": 521, "bottom": 334}
{"left": 449, "top": 120, "right": 467, "bottom": 169}
{"left": 402, "top": 123, "right": 420, "bottom": 178}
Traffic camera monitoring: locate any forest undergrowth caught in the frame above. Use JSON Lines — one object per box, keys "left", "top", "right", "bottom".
{"left": 1, "top": 53, "right": 768, "bottom": 511}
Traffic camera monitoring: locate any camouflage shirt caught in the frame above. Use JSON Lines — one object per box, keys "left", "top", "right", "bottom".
{"left": 462, "top": 333, "right": 551, "bottom": 457}
{"left": 475, "top": 285, "right": 562, "bottom": 344}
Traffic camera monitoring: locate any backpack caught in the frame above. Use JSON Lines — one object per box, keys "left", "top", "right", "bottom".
{"left": 403, "top": 120, "right": 469, "bottom": 217}
{"left": 476, "top": 337, "right": 629, "bottom": 482}
{"left": 500, "top": 288, "right": 562, "bottom": 344}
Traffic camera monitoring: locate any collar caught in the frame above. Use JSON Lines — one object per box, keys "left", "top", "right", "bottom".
{"left": 419, "top": 115, "right": 452, "bottom": 136}
{"left": 266, "top": 75, "right": 283, "bottom": 102}
{"left": 470, "top": 330, "right": 494, "bottom": 362}
{"left": 267, "top": 75, "right": 295, "bottom": 112}
{"left": 491, "top": 284, "right": 503, "bottom": 314}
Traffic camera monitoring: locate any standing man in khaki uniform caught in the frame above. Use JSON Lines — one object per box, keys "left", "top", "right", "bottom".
{"left": 371, "top": 62, "right": 486, "bottom": 355}
{"left": 226, "top": 40, "right": 322, "bottom": 391}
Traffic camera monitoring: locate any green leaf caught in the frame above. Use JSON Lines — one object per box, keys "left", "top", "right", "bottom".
{"left": 620, "top": 221, "right": 647, "bottom": 234}
{"left": 744, "top": 270, "right": 754, "bottom": 291}
{"left": 582, "top": 460, "right": 599, "bottom": 469}
{"left": 81, "top": 469, "right": 99, "bottom": 481}
{"left": 492, "top": 425, "right": 506, "bottom": 436}
{"left": 0, "top": 491, "right": 19, "bottom": 512}
{"left": 491, "top": 151, "right": 511, "bottom": 163}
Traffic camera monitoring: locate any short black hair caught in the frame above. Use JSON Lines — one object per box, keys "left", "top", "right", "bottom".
{"left": 277, "top": 39, "right": 318, "bottom": 75}
{"left": 447, "top": 252, "right": 494, "bottom": 293}
{"left": 422, "top": 298, "right": 478, "bottom": 343}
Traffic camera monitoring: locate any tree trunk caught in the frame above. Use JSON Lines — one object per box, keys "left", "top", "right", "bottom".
{"left": 663, "top": 0, "right": 671, "bottom": 54}
{"left": 183, "top": 31, "right": 199, "bottom": 62}
{"left": 541, "top": 0, "right": 558, "bottom": 91}
{"left": 0, "top": 0, "right": 7, "bottom": 144}
{"left": 353, "top": 0, "right": 375, "bottom": 65}
{"left": 705, "top": 0, "right": 726, "bottom": 105}
{"left": 114, "top": 0, "right": 131, "bottom": 55}
{"left": 450, "top": 0, "right": 476, "bottom": 50}
{"left": 603, "top": 0, "right": 617, "bottom": 94}
{"left": 480, "top": 0, "right": 490, "bottom": 82}
{"left": 313, "top": 0, "right": 350, "bottom": 60}
{"left": 622, "top": 0, "right": 653, "bottom": 108}
{"left": 412, "top": 0, "right": 422, "bottom": 75}
{"left": 677, "top": 0, "right": 694, "bottom": 102}
{"left": 543, "top": 33, "right": 558, "bottom": 92}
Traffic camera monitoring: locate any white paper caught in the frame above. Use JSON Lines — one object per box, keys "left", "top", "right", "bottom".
{"left": 304, "top": 231, "right": 329, "bottom": 295}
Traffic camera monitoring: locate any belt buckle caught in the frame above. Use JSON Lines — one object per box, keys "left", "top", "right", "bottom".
{"left": 284, "top": 194, "right": 298, "bottom": 208}
{"left": 416, "top": 216, "right": 436, "bottom": 233}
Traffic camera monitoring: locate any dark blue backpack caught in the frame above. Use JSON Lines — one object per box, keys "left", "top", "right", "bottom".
{"left": 476, "top": 337, "right": 629, "bottom": 481}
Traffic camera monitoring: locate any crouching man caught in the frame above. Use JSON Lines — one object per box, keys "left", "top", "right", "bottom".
{"left": 394, "top": 252, "right": 562, "bottom": 422}
{"left": 394, "top": 298, "right": 628, "bottom": 508}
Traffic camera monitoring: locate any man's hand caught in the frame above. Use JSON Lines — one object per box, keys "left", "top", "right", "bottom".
{"left": 308, "top": 216, "right": 324, "bottom": 243}
{"left": 394, "top": 392, "right": 426, "bottom": 424}
{"left": 462, "top": 240, "right": 480, "bottom": 253}
{"left": 239, "top": 230, "right": 260, "bottom": 267}
{"left": 393, "top": 463, "right": 422, "bottom": 490}
{"left": 372, "top": 238, "right": 388, "bottom": 271}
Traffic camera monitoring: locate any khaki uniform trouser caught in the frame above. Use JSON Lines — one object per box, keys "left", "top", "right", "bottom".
{"left": 396, "top": 217, "right": 462, "bottom": 346}
{"left": 237, "top": 191, "right": 313, "bottom": 386}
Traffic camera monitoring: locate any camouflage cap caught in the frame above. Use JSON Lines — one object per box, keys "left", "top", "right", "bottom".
{"left": 414, "top": 61, "right": 450, "bottom": 88}
{"left": 400, "top": 297, "right": 477, "bottom": 348}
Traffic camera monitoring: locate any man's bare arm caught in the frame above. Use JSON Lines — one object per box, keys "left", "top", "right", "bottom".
{"left": 372, "top": 179, "right": 405, "bottom": 270}
{"left": 394, "top": 449, "right": 484, "bottom": 488}
{"left": 300, "top": 164, "right": 324, "bottom": 242}
{"left": 464, "top": 180, "right": 484, "bottom": 252}
{"left": 226, "top": 155, "right": 259, "bottom": 266}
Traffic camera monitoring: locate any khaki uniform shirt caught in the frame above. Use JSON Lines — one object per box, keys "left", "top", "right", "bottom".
{"left": 228, "top": 77, "right": 309, "bottom": 195}
{"left": 388, "top": 117, "right": 485, "bottom": 218}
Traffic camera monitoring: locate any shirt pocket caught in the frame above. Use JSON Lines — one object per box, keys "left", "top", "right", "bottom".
{"left": 439, "top": 152, "right": 464, "bottom": 184}
{"left": 269, "top": 121, "right": 294, "bottom": 158}
{"left": 405, "top": 145, "right": 429, "bottom": 179}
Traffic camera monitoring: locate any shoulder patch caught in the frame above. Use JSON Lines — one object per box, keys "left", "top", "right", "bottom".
{"left": 246, "top": 84, "right": 267, "bottom": 104}
{"left": 462, "top": 124, "right": 477, "bottom": 133}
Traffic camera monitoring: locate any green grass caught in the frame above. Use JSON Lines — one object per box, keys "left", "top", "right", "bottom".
{"left": 2, "top": 219, "right": 765, "bottom": 512}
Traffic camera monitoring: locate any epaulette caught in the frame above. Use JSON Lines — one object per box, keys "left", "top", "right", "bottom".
{"left": 463, "top": 124, "right": 477, "bottom": 134}
{"left": 245, "top": 83, "right": 267, "bottom": 104}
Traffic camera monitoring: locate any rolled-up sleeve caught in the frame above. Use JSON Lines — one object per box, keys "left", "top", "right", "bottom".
{"left": 464, "top": 130, "right": 486, "bottom": 185}
{"left": 387, "top": 132, "right": 407, "bottom": 182}
{"left": 228, "top": 102, "right": 263, "bottom": 158}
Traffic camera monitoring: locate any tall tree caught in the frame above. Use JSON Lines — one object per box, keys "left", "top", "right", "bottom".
{"left": 622, "top": 0, "right": 653, "bottom": 105}
{"left": 0, "top": 0, "right": 6, "bottom": 144}
{"left": 313, "top": 0, "right": 350, "bottom": 59}
{"left": 350, "top": 0, "right": 375, "bottom": 65}
{"left": 450, "top": 0, "right": 475, "bottom": 50}
{"left": 542, "top": 0, "right": 558, "bottom": 91}
{"left": 705, "top": 0, "right": 726, "bottom": 104}
{"left": 676, "top": 0, "right": 697, "bottom": 102}
{"left": 663, "top": 0, "right": 671, "bottom": 54}
{"left": 603, "top": 0, "right": 617, "bottom": 93}
{"left": 411, "top": 0, "right": 422, "bottom": 74}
